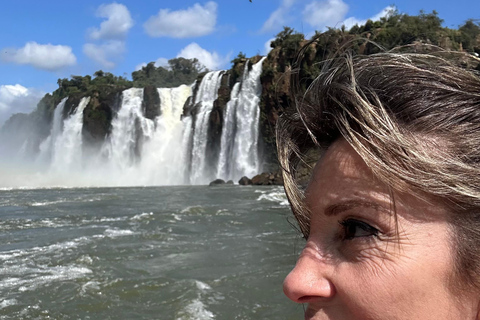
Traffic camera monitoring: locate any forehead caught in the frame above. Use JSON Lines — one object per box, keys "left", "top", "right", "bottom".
{"left": 306, "top": 139, "right": 388, "bottom": 204}
{"left": 305, "top": 138, "right": 449, "bottom": 222}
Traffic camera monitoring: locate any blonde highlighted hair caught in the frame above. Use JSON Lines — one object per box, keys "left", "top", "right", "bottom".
{"left": 277, "top": 47, "right": 480, "bottom": 286}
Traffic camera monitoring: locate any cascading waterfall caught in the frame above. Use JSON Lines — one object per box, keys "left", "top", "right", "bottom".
{"left": 0, "top": 56, "right": 268, "bottom": 188}
{"left": 50, "top": 97, "right": 91, "bottom": 172}
{"left": 217, "top": 57, "right": 266, "bottom": 181}
{"left": 188, "top": 70, "right": 224, "bottom": 184}
{"left": 37, "top": 97, "right": 68, "bottom": 165}
{"left": 135, "top": 85, "right": 192, "bottom": 185}
{"left": 89, "top": 86, "right": 192, "bottom": 186}
{"left": 216, "top": 82, "right": 240, "bottom": 180}
{"left": 105, "top": 88, "right": 152, "bottom": 171}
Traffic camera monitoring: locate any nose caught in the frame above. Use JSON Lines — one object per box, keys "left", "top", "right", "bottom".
{"left": 283, "top": 246, "right": 336, "bottom": 304}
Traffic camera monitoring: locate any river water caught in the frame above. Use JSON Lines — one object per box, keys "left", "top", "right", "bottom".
{"left": 0, "top": 185, "right": 305, "bottom": 319}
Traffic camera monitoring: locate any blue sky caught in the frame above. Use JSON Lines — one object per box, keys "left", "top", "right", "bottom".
{"left": 0, "top": 0, "right": 479, "bottom": 125}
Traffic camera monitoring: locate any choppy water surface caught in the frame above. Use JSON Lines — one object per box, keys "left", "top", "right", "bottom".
{"left": 0, "top": 186, "right": 304, "bottom": 319}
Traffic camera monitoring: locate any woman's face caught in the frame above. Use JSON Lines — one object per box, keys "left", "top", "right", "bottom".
{"left": 283, "top": 138, "right": 479, "bottom": 319}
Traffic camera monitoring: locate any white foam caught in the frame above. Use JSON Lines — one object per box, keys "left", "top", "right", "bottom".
{"left": 104, "top": 228, "right": 135, "bottom": 237}
{"left": 0, "top": 299, "right": 17, "bottom": 309}
{"left": 0, "top": 237, "right": 91, "bottom": 262}
{"left": 195, "top": 280, "right": 212, "bottom": 292}
{"left": 131, "top": 212, "right": 153, "bottom": 220}
{"left": 80, "top": 280, "right": 101, "bottom": 296}
{"left": 0, "top": 265, "right": 92, "bottom": 292}
{"left": 180, "top": 206, "right": 205, "bottom": 214}
{"left": 256, "top": 187, "right": 289, "bottom": 206}
{"left": 177, "top": 299, "right": 215, "bottom": 320}
{"left": 30, "top": 199, "right": 66, "bottom": 206}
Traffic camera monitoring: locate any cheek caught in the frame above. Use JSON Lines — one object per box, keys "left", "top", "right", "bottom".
{"left": 335, "top": 238, "right": 458, "bottom": 317}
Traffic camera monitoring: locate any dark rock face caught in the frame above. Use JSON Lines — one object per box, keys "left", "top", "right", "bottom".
{"left": 251, "top": 171, "right": 284, "bottom": 185}
{"left": 209, "top": 179, "right": 226, "bottom": 186}
{"left": 238, "top": 176, "right": 252, "bottom": 185}
{"left": 64, "top": 95, "right": 83, "bottom": 118}
{"left": 82, "top": 91, "right": 120, "bottom": 145}
{"left": 226, "top": 180, "right": 234, "bottom": 184}
{"left": 259, "top": 51, "right": 291, "bottom": 173}
{"left": 142, "top": 86, "right": 161, "bottom": 120}
{"left": 206, "top": 72, "right": 230, "bottom": 174}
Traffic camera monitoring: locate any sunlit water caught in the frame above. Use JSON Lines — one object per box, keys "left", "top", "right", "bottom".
{"left": 0, "top": 185, "right": 305, "bottom": 319}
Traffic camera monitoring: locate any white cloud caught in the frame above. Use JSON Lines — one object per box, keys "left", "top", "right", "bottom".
{"left": 135, "top": 62, "right": 147, "bottom": 71}
{"left": 264, "top": 38, "right": 275, "bottom": 55}
{"left": 83, "top": 40, "right": 125, "bottom": 69}
{"left": 260, "top": 0, "right": 296, "bottom": 33}
{"left": 155, "top": 57, "right": 169, "bottom": 68}
{"left": 134, "top": 57, "right": 169, "bottom": 71}
{"left": 84, "top": 3, "right": 133, "bottom": 68}
{"left": 177, "top": 43, "right": 229, "bottom": 70}
{"left": 303, "top": 0, "right": 349, "bottom": 30}
{"left": 0, "top": 42, "right": 76, "bottom": 71}
{"left": 88, "top": 3, "right": 134, "bottom": 40}
{"left": 342, "top": 6, "right": 395, "bottom": 30}
{"left": 0, "top": 84, "right": 44, "bottom": 126}
{"left": 144, "top": 2, "right": 217, "bottom": 38}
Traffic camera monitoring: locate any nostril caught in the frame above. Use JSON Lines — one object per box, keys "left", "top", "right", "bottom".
{"left": 297, "top": 295, "right": 320, "bottom": 304}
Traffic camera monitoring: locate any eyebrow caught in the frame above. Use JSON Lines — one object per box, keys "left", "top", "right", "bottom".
{"left": 324, "top": 199, "right": 389, "bottom": 217}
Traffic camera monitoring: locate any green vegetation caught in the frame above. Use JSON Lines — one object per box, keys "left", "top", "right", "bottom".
{"left": 132, "top": 57, "right": 205, "bottom": 87}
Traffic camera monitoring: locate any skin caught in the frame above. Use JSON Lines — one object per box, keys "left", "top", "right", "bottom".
{"left": 283, "top": 138, "right": 480, "bottom": 320}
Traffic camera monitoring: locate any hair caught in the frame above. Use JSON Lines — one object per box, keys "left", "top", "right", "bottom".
{"left": 276, "top": 44, "right": 480, "bottom": 288}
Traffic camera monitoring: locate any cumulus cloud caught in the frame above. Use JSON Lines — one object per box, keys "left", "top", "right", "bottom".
{"left": 260, "top": 0, "right": 296, "bottom": 33}
{"left": 134, "top": 57, "right": 169, "bottom": 71}
{"left": 0, "top": 42, "right": 76, "bottom": 71}
{"left": 177, "top": 43, "right": 229, "bottom": 70}
{"left": 84, "top": 3, "right": 133, "bottom": 69}
{"left": 302, "top": 1, "right": 395, "bottom": 31}
{"left": 342, "top": 6, "right": 395, "bottom": 29}
{"left": 144, "top": 2, "right": 217, "bottom": 38}
{"left": 88, "top": 3, "right": 134, "bottom": 40}
{"left": 0, "top": 84, "right": 44, "bottom": 126}
{"left": 302, "top": 0, "right": 349, "bottom": 30}
{"left": 155, "top": 57, "right": 170, "bottom": 68}
{"left": 264, "top": 38, "right": 275, "bottom": 55}
{"left": 135, "top": 62, "right": 147, "bottom": 71}
{"left": 83, "top": 40, "right": 125, "bottom": 69}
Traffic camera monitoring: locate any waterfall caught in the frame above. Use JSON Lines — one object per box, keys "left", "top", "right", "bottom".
{"left": 136, "top": 85, "right": 192, "bottom": 185}
{"left": 189, "top": 70, "right": 224, "bottom": 184}
{"left": 37, "top": 97, "right": 68, "bottom": 165}
{"left": 216, "top": 82, "right": 240, "bottom": 180}
{"left": 50, "top": 97, "right": 90, "bottom": 171}
{"left": 105, "top": 88, "right": 152, "bottom": 171}
{"left": 0, "top": 56, "right": 268, "bottom": 188}
{"left": 217, "top": 57, "right": 266, "bottom": 181}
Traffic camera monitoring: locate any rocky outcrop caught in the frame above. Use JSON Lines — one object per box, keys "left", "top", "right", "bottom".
{"left": 142, "top": 86, "right": 161, "bottom": 120}
{"left": 238, "top": 176, "right": 252, "bottom": 185}
{"left": 209, "top": 179, "right": 226, "bottom": 186}
{"left": 205, "top": 73, "right": 230, "bottom": 171}
{"left": 251, "top": 172, "right": 284, "bottom": 185}
{"left": 82, "top": 91, "right": 118, "bottom": 144}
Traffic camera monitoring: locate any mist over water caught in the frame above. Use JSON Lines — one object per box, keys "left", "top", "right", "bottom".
{"left": 0, "top": 59, "right": 266, "bottom": 189}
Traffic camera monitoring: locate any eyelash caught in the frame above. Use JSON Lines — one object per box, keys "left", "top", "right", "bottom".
{"left": 339, "top": 218, "right": 379, "bottom": 241}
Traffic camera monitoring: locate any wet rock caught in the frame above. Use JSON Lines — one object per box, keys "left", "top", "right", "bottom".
{"left": 142, "top": 86, "right": 161, "bottom": 120}
{"left": 209, "top": 179, "right": 226, "bottom": 186}
{"left": 252, "top": 172, "right": 272, "bottom": 185}
{"left": 238, "top": 176, "right": 252, "bottom": 185}
{"left": 251, "top": 171, "right": 284, "bottom": 185}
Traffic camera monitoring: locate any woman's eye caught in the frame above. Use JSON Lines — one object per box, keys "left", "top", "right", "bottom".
{"left": 340, "top": 219, "right": 379, "bottom": 240}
